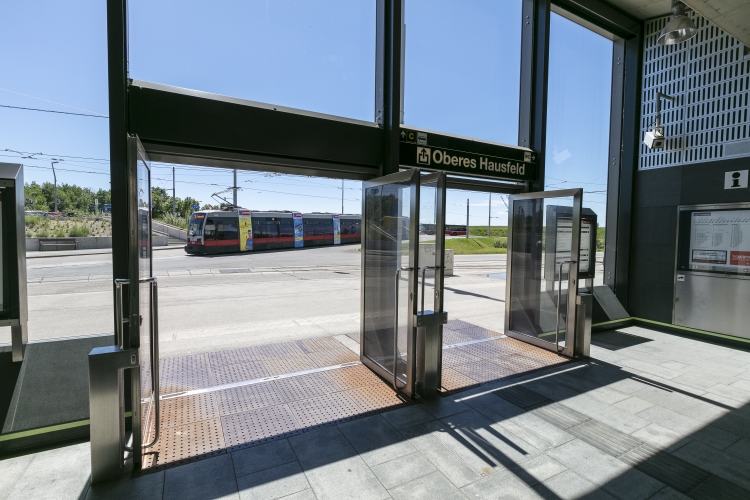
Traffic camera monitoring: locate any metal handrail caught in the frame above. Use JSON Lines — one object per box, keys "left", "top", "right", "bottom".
{"left": 555, "top": 260, "right": 576, "bottom": 353}
{"left": 114, "top": 277, "right": 160, "bottom": 449}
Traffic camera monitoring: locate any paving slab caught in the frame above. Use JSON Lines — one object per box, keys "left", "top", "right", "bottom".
{"left": 163, "top": 454, "right": 239, "bottom": 500}
{"left": 388, "top": 470, "right": 466, "bottom": 500}
{"left": 370, "top": 452, "right": 436, "bottom": 489}
{"left": 231, "top": 439, "right": 298, "bottom": 478}
{"left": 236, "top": 461, "right": 310, "bottom": 500}
{"left": 338, "top": 414, "right": 417, "bottom": 467}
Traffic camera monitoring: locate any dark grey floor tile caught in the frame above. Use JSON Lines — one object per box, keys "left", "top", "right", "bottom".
{"left": 398, "top": 425, "right": 482, "bottom": 488}
{"left": 232, "top": 439, "right": 297, "bottom": 478}
{"left": 86, "top": 467, "right": 164, "bottom": 500}
{"left": 236, "top": 461, "right": 309, "bottom": 500}
{"left": 420, "top": 396, "right": 472, "bottom": 419}
{"left": 163, "top": 454, "right": 239, "bottom": 500}
{"left": 690, "top": 425, "right": 742, "bottom": 451}
{"left": 547, "top": 440, "right": 663, "bottom": 499}
{"left": 710, "top": 412, "right": 750, "bottom": 439}
{"left": 370, "top": 452, "right": 436, "bottom": 489}
{"left": 725, "top": 437, "right": 750, "bottom": 461}
{"left": 288, "top": 426, "right": 356, "bottom": 470}
{"left": 304, "top": 456, "right": 388, "bottom": 500}
{"left": 461, "top": 469, "right": 542, "bottom": 500}
{"left": 380, "top": 405, "right": 435, "bottom": 429}
{"left": 7, "top": 442, "right": 91, "bottom": 500}
{"left": 647, "top": 486, "right": 690, "bottom": 499}
{"left": 388, "top": 471, "right": 466, "bottom": 500}
{"left": 0, "top": 454, "right": 33, "bottom": 499}
{"left": 278, "top": 490, "right": 317, "bottom": 500}
{"left": 672, "top": 440, "right": 750, "bottom": 491}
{"left": 338, "top": 414, "right": 416, "bottom": 466}
{"left": 533, "top": 470, "right": 615, "bottom": 500}
{"left": 688, "top": 474, "right": 750, "bottom": 500}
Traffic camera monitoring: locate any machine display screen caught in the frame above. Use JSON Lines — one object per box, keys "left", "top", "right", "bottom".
{"left": 683, "top": 209, "right": 750, "bottom": 275}
{"left": 555, "top": 218, "right": 592, "bottom": 275}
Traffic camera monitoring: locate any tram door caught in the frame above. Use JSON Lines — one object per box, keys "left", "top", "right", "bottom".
{"left": 504, "top": 189, "right": 582, "bottom": 357}
{"left": 360, "top": 170, "right": 446, "bottom": 398}
{"left": 125, "top": 135, "right": 159, "bottom": 466}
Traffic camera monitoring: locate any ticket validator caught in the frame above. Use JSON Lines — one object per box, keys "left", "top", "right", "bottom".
{"left": 0, "top": 163, "right": 29, "bottom": 362}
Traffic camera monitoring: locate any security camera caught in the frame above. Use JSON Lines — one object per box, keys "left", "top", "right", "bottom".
{"left": 643, "top": 126, "right": 665, "bottom": 149}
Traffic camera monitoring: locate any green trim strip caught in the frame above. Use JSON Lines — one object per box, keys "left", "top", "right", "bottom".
{"left": 592, "top": 318, "right": 633, "bottom": 328}
{"left": 0, "top": 411, "right": 133, "bottom": 442}
{"left": 633, "top": 317, "right": 750, "bottom": 345}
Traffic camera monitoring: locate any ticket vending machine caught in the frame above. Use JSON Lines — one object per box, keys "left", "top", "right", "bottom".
{"left": 674, "top": 203, "right": 750, "bottom": 340}
{"left": 0, "top": 163, "right": 29, "bottom": 362}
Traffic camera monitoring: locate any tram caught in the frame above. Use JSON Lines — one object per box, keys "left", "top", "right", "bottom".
{"left": 185, "top": 209, "right": 361, "bottom": 255}
{"left": 419, "top": 224, "right": 467, "bottom": 236}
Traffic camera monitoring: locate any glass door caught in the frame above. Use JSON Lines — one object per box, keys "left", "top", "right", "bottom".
{"left": 126, "top": 135, "right": 157, "bottom": 465}
{"left": 360, "top": 170, "right": 418, "bottom": 396}
{"left": 504, "top": 189, "right": 582, "bottom": 356}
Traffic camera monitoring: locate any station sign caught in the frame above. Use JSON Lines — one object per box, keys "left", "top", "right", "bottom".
{"left": 399, "top": 127, "right": 537, "bottom": 182}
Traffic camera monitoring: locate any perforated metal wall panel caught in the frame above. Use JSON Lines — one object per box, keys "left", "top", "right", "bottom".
{"left": 640, "top": 12, "right": 750, "bottom": 170}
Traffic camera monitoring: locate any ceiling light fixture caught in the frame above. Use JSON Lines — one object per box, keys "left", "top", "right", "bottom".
{"left": 658, "top": 0, "right": 698, "bottom": 45}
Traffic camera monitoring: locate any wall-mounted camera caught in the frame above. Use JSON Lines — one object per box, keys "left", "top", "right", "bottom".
{"left": 643, "top": 92, "right": 675, "bottom": 150}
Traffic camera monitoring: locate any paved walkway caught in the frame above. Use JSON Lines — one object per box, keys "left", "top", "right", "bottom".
{"left": 2, "top": 325, "right": 750, "bottom": 499}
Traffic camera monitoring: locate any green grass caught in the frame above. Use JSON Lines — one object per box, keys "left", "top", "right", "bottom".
{"left": 468, "top": 226, "right": 508, "bottom": 238}
{"left": 444, "top": 237, "right": 507, "bottom": 255}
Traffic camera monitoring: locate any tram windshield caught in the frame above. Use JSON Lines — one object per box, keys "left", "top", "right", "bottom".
{"left": 188, "top": 214, "right": 205, "bottom": 236}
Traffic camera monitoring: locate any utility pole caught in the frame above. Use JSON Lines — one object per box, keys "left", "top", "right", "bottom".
{"left": 341, "top": 179, "right": 344, "bottom": 214}
{"left": 233, "top": 169, "right": 238, "bottom": 207}
{"left": 488, "top": 193, "right": 491, "bottom": 237}
{"left": 172, "top": 166, "right": 177, "bottom": 216}
{"left": 51, "top": 160, "right": 60, "bottom": 213}
{"left": 466, "top": 198, "right": 469, "bottom": 239}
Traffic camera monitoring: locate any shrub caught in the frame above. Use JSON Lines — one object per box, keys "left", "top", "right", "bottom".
{"left": 54, "top": 228, "right": 66, "bottom": 237}
{"left": 36, "top": 229, "right": 49, "bottom": 237}
{"left": 493, "top": 239, "right": 507, "bottom": 249}
{"left": 68, "top": 225, "right": 90, "bottom": 237}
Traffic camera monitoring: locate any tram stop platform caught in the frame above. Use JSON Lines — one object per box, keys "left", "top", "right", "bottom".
{"left": 3, "top": 324, "right": 750, "bottom": 499}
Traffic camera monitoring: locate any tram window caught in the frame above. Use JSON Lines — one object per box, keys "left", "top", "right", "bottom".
{"left": 218, "top": 220, "right": 238, "bottom": 240}
{"left": 188, "top": 214, "right": 204, "bottom": 236}
{"left": 204, "top": 219, "right": 216, "bottom": 238}
{"left": 280, "top": 219, "right": 293, "bottom": 237}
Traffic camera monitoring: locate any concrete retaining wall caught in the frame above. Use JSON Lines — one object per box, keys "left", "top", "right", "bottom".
{"left": 26, "top": 235, "right": 168, "bottom": 251}
{"left": 152, "top": 220, "right": 187, "bottom": 241}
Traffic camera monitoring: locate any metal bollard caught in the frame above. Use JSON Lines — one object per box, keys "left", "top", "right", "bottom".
{"left": 88, "top": 346, "right": 139, "bottom": 484}
{"left": 575, "top": 294, "right": 593, "bottom": 358}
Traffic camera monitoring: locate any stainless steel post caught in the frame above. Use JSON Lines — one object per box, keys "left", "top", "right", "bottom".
{"left": 88, "top": 346, "right": 138, "bottom": 484}
{"left": 393, "top": 269, "right": 400, "bottom": 390}
{"left": 555, "top": 260, "right": 576, "bottom": 352}
{"left": 575, "top": 294, "right": 592, "bottom": 358}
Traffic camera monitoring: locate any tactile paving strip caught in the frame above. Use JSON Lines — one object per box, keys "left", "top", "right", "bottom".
{"left": 159, "top": 393, "right": 220, "bottom": 429}
{"left": 142, "top": 418, "right": 225, "bottom": 471}
{"left": 452, "top": 360, "right": 517, "bottom": 383}
{"left": 208, "top": 347, "right": 261, "bottom": 367}
{"left": 442, "top": 348, "right": 482, "bottom": 367}
{"left": 297, "top": 336, "right": 344, "bottom": 353}
{"left": 274, "top": 372, "right": 342, "bottom": 403}
{"left": 211, "top": 360, "right": 268, "bottom": 385}
{"left": 160, "top": 353, "right": 209, "bottom": 374}
{"left": 160, "top": 368, "right": 213, "bottom": 394}
{"left": 324, "top": 364, "right": 383, "bottom": 390}
{"left": 440, "top": 368, "right": 480, "bottom": 393}
{"left": 289, "top": 391, "right": 363, "bottom": 429}
{"left": 221, "top": 404, "right": 301, "bottom": 452}
{"left": 216, "top": 382, "right": 286, "bottom": 416}
{"left": 261, "top": 354, "right": 318, "bottom": 376}
{"left": 255, "top": 341, "right": 305, "bottom": 359}
{"left": 307, "top": 348, "right": 359, "bottom": 368}
{"left": 344, "top": 383, "right": 409, "bottom": 413}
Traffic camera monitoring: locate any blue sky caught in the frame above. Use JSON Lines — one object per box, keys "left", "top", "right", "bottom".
{"left": 0, "top": 1, "right": 612, "bottom": 225}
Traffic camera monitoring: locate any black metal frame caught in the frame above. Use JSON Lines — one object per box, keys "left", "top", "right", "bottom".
{"left": 108, "top": 0, "right": 644, "bottom": 336}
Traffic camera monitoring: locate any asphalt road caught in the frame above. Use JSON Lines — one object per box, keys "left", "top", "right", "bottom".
{"left": 3, "top": 245, "right": 602, "bottom": 358}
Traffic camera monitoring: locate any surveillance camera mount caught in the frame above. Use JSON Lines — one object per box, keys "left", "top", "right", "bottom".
{"left": 654, "top": 91, "right": 675, "bottom": 129}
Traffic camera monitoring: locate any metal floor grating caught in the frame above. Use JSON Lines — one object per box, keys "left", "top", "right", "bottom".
{"left": 139, "top": 327, "right": 570, "bottom": 472}
{"left": 142, "top": 418, "right": 225, "bottom": 471}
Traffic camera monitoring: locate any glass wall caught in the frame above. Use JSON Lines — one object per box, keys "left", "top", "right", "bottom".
{"left": 129, "top": 0, "right": 376, "bottom": 121}
{"left": 403, "top": 0, "right": 522, "bottom": 145}
{"left": 544, "top": 12, "right": 613, "bottom": 285}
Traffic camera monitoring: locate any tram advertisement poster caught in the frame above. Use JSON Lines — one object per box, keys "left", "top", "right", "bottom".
{"left": 239, "top": 210, "right": 252, "bottom": 251}
{"left": 294, "top": 213, "right": 304, "bottom": 248}
{"left": 333, "top": 215, "right": 341, "bottom": 245}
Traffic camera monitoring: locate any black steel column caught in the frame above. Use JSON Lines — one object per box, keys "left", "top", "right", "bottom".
{"left": 518, "top": 0, "right": 550, "bottom": 193}
{"left": 376, "top": 0, "right": 404, "bottom": 176}
{"left": 107, "top": 0, "right": 129, "bottom": 317}
{"left": 616, "top": 34, "right": 643, "bottom": 310}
